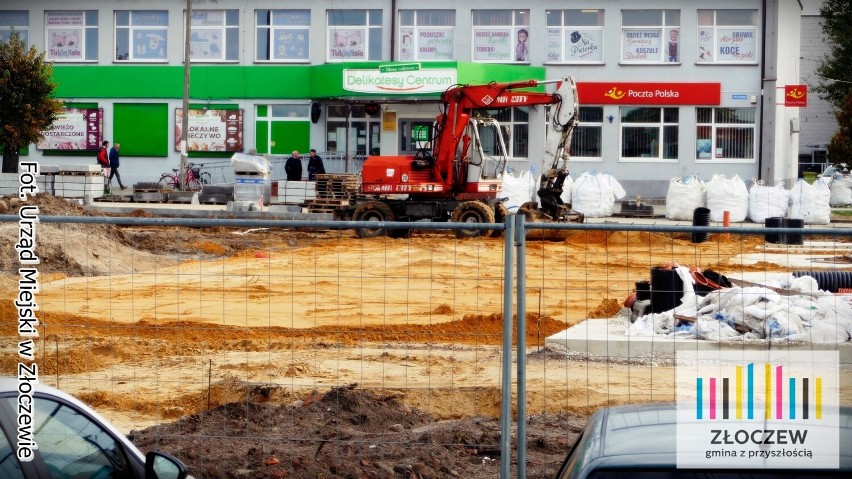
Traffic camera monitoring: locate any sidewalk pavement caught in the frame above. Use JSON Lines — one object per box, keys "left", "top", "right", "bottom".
{"left": 81, "top": 198, "right": 852, "bottom": 229}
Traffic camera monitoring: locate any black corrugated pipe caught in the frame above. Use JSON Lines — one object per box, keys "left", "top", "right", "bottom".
{"left": 792, "top": 271, "right": 852, "bottom": 293}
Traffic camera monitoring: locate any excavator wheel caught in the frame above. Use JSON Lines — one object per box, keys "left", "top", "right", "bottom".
{"left": 451, "top": 201, "right": 495, "bottom": 238}
{"left": 353, "top": 201, "right": 396, "bottom": 238}
{"left": 489, "top": 203, "right": 510, "bottom": 238}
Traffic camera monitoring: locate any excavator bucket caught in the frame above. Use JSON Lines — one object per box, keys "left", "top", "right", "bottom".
{"left": 516, "top": 201, "right": 584, "bottom": 241}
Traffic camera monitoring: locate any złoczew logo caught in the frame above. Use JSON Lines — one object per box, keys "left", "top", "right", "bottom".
{"left": 676, "top": 350, "right": 839, "bottom": 469}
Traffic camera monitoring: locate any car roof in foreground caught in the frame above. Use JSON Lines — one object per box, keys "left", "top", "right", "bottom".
{"left": 0, "top": 376, "right": 146, "bottom": 460}
{"left": 584, "top": 402, "right": 852, "bottom": 469}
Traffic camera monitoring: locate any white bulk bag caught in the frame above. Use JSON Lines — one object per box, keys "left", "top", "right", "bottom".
{"left": 747, "top": 180, "right": 790, "bottom": 223}
{"left": 499, "top": 170, "right": 537, "bottom": 212}
{"left": 559, "top": 174, "right": 574, "bottom": 205}
{"left": 706, "top": 174, "right": 749, "bottom": 222}
{"left": 665, "top": 176, "right": 706, "bottom": 220}
{"left": 571, "top": 172, "right": 627, "bottom": 217}
{"left": 231, "top": 152, "right": 271, "bottom": 174}
{"left": 790, "top": 179, "right": 831, "bottom": 224}
{"left": 829, "top": 175, "right": 852, "bottom": 206}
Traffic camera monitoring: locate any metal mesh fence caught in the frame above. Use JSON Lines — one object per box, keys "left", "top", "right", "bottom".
{"left": 2, "top": 210, "right": 851, "bottom": 478}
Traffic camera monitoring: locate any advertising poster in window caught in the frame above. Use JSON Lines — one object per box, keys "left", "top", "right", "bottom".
{"left": 622, "top": 29, "right": 662, "bottom": 61}
{"left": 716, "top": 28, "right": 756, "bottom": 62}
{"left": 132, "top": 28, "right": 167, "bottom": 59}
{"left": 472, "top": 28, "right": 512, "bottom": 61}
{"left": 565, "top": 29, "right": 603, "bottom": 62}
{"left": 417, "top": 28, "right": 454, "bottom": 61}
{"left": 45, "top": 11, "right": 84, "bottom": 61}
{"left": 273, "top": 28, "right": 309, "bottom": 60}
{"left": 174, "top": 109, "right": 244, "bottom": 152}
{"left": 329, "top": 28, "right": 366, "bottom": 60}
{"left": 189, "top": 10, "right": 224, "bottom": 60}
{"left": 37, "top": 108, "right": 103, "bottom": 151}
{"left": 399, "top": 27, "right": 415, "bottom": 60}
{"left": 546, "top": 28, "right": 561, "bottom": 62}
{"left": 697, "top": 29, "right": 714, "bottom": 62}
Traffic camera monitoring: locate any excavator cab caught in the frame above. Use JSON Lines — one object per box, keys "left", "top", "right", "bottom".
{"left": 465, "top": 117, "right": 508, "bottom": 181}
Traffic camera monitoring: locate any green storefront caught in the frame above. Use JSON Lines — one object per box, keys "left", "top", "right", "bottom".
{"left": 50, "top": 62, "right": 545, "bottom": 163}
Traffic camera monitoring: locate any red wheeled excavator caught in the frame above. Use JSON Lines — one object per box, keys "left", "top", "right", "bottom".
{"left": 337, "top": 76, "right": 583, "bottom": 238}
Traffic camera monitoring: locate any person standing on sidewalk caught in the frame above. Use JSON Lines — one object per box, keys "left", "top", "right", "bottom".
{"left": 285, "top": 150, "right": 303, "bottom": 181}
{"left": 307, "top": 148, "right": 325, "bottom": 180}
{"left": 108, "top": 143, "right": 126, "bottom": 190}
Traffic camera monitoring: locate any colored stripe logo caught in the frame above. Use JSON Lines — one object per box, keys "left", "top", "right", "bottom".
{"left": 695, "top": 362, "right": 822, "bottom": 420}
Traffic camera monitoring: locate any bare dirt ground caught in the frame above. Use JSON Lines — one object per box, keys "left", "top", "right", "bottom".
{"left": 1, "top": 194, "right": 850, "bottom": 478}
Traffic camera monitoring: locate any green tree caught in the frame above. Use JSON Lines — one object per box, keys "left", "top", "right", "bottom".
{"left": 814, "top": 0, "right": 852, "bottom": 110}
{"left": 0, "top": 31, "right": 63, "bottom": 173}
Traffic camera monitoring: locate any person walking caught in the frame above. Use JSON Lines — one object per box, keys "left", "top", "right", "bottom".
{"left": 98, "top": 140, "right": 110, "bottom": 193}
{"left": 108, "top": 142, "right": 126, "bottom": 190}
{"left": 307, "top": 149, "right": 326, "bottom": 180}
{"left": 285, "top": 150, "right": 303, "bottom": 181}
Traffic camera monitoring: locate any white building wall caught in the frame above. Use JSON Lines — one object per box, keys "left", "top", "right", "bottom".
{"left": 1, "top": 0, "right": 808, "bottom": 198}
{"left": 799, "top": 0, "right": 836, "bottom": 171}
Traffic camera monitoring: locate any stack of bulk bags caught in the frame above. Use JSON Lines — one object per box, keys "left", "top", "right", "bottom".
{"left": 790, "top": 179, "right": 831, "bottom": 224}
{"left": 499, "top": 169, "right": 537, "bottom": 212}
{"left": 665, "top": 175, "right": 706, "bottom": 220}
{"left": 571, "top": 172, "right": 626, "bottom": 217}
{"left": 747, "top": 180, "right": 790, "bottom": 223}
{"left": 706, "top": 174, "right": 749, "bottom": 222}
{"left": 829, "top": 175, "right": 852, "bottom": 206}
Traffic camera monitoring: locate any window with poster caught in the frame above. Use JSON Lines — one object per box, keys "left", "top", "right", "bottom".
{"left": 695, "top": 107, "right": 756, "bottom": 162}
{"left": 45, "top": 10, "right": 97, "bottom": 62}
{"left": 255, "top": 9, "right": 310, "bottom": 62}
{"left": 545, "top": 9, "right": 604, "bottom": 64}
{"left": 326, "top": 104, "right": 382, "bottom": 169}
{"left": 115, "top": 10, "right": 168, "bottom": 62}
{"left": 697, "top": 9, "right": 758, "bottom": 64}
{"left": 327, "top": 9, "right": 383, "bottom": 62}
{"left": 471, "top": 9, "right": 529, "bottom": 63}
{"left": 620, "top": 9, "right": 680, "bottom": 64}
{"left": 398, "top": 10, "right": 455, "bottom": 61}
{"left": 189, "top": 9, "right": 239, "bottom": 62}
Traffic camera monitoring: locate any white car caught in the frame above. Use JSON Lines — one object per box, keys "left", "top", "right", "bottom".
{"left": 0, "top": 377, "right": 189, "bottom": 479}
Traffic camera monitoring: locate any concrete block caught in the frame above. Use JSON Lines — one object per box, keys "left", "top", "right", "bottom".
{"left": 268, "top": 204, "right": 303, "bottom": 214}
{"left": 56, "top": 175, "right": 102, "bottom": 185}
{"left": 39, "top": 165, "right": 60, "bottom": 174}
{"left": 59, "top": 164, "right": 101, "bottom": 173}
{"left": 227, "top": 200, "right": 256, "bottom": 212}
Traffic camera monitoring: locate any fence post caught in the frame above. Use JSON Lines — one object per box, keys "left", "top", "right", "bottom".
{"left": 500, "top": 213, "right": 515, "bottom": 479}
{"left": 515, "top": 213, "right": 528, "bottom": 479}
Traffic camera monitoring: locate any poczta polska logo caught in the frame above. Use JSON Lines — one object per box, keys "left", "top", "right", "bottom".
{"left": 675, "top": 350, "right": 840, "bottom": 469}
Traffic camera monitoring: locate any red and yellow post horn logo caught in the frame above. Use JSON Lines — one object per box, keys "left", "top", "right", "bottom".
{"left": 604, "top": 87, "right": 626, "bottom": 100}
{"left": 787, "top": 88, "right": 806, "bottom": 100}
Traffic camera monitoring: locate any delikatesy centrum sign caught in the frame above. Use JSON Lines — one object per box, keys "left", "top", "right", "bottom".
{"left": 676, "top": 350, "right": 839, "bottom": 469}
{"left": 343, "top": 69, "right": 456, "bottom": 94}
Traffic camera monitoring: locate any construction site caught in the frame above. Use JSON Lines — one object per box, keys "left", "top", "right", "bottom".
{"left": 2, "top": 190, "right": 852, "bottom": 478}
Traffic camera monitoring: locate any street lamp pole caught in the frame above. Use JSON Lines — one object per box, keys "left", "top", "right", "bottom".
{"left": 180, "top": 0, "right": 192, "bottom": 190}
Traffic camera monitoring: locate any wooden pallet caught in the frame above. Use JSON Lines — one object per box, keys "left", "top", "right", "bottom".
{"left": 314, "top": 174, "right": 359, "bottom": 199}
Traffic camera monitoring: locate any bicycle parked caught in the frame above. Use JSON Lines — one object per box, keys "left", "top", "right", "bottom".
{"left": 158, "top": 162, "right": 212, "bottom": 192}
